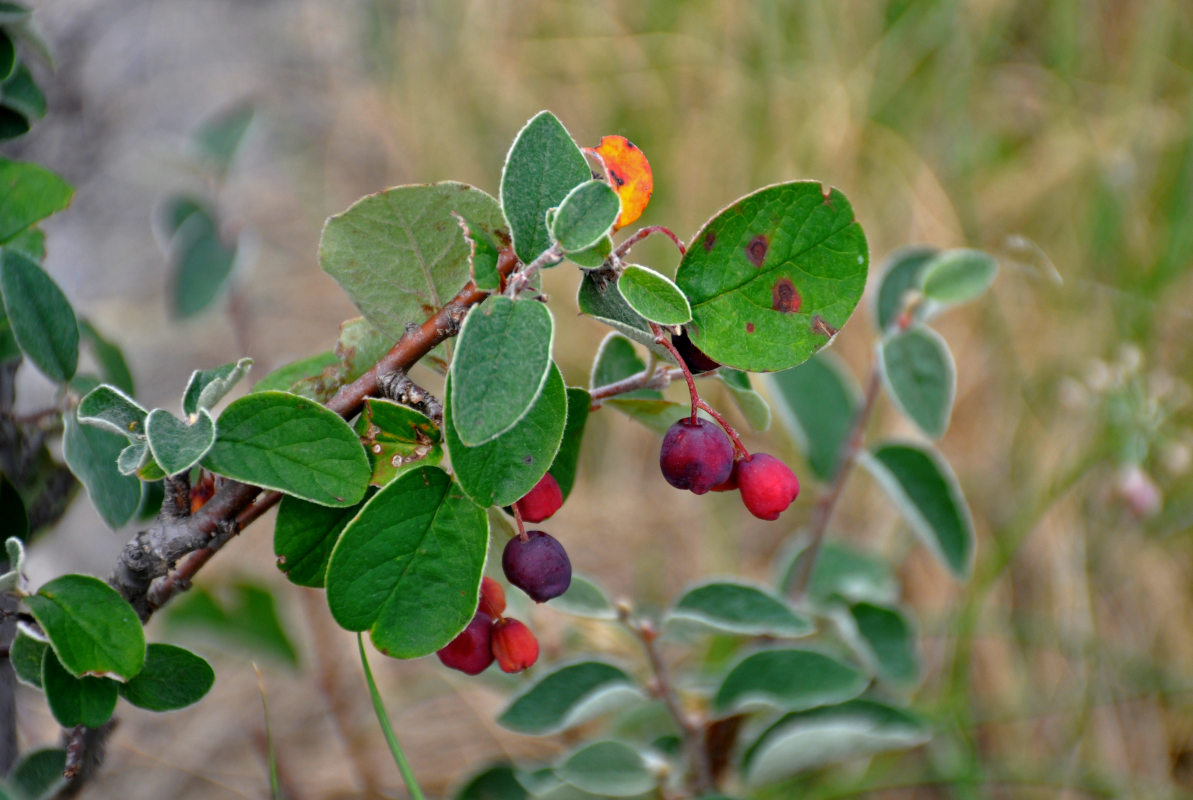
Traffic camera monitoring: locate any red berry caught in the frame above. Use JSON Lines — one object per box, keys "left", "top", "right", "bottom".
{"left": 672, "top": 328, "right": 721, "bottom": 374}
{"left": 514, "top": 473, "right": 563, "bottom": 523}
{"left": 478, "top": 576, "right": 506, "bottom": 619}
{"left": 503, "top": 530, "right": 572, "bottom": 602}
{"left": 735, "top": 453, "right": 800, "bottom": 520}
{"left": 659, "top": 418, "right": 734, "bottom": 495}
{"left": 491, "top": 617, "right": 539, "bottom": 673}
{"left": 436, "top": 612, "right": 494, "bottom": 675}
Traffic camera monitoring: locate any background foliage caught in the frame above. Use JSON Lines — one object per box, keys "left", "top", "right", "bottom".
{"left": 4, "top": 0, "right": 1193, "bottom": 797}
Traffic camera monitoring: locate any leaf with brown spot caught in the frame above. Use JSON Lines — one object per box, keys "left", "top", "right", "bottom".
{"left": 589, "top": 135, "right": 653, "bottom": 230}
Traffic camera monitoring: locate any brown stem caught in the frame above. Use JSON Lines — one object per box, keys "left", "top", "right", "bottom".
{"left": 512, "top": 502, "right": 527, "bottom": 542}
{"left": 620, "top": 610, "right": 714, "bottom": 796}
{"left": 588, "top": 366, "right": 684, "bottom": 408}
{"left": 695, "top": 398, "right": 748, "bottom": 460}
{"left": 788, "top": 361, "right": 883, "bottom": 601}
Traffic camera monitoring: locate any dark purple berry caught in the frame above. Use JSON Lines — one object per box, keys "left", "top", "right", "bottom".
{"left": 502, "top": 530, "right": 572, "bottom": 602}
{"left": 671, "top": 328, "right": 721, "bottom": 374}
{"left": 436, "top": 612, "right": 494, "bottom": 675}
{"left": 659, "top": 418, "right": 734, "bottom": 494}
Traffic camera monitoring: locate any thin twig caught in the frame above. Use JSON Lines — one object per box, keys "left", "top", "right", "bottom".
{"left": 588, "top": 366, "right": 684, "bottom": 408}
{"left": 788, "top": 361, "right": 883, "bottom": 601}
{"left": 614, "top": 225, "right": 686, "bottom": 260}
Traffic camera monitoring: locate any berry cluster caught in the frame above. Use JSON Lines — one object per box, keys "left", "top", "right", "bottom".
{"left": 436, "top": 474, "right": 573, "bottom": 675}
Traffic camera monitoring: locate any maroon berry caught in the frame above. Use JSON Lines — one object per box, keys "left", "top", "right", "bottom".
{"left": 514, "top": 473, "right": 563, "bottom": 523}
{"left": 436, "top": 612, "right": 494, "bottom": 675}
{"left": 659, "top": 418, "right": 734, "bottom": 495}
{"left": 735, "top": 453, "right": 800, "bottom": 520}
{"left": 491, "top": 617, "right": 539, "bottom": 673}
{"left": 502, "top": 530, "right": 572, "bottom": 602}
{"left": 478, "top": 576, "right": 506, "bottom": 619}
{"left": 672, "top": 328, "right": 721, "bottom": 374}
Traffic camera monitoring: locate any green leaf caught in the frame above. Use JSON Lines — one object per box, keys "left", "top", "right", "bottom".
{"left": 0, "top": 158, "right": 72, "bottom": 242}
{"left": 156, "top": 195, "right": 207, "bottom": 242}
{"left": 549, "top": 387, "right": 590, "bottom": 502}
{"left": 274, "top": 493, "right": 364, "bottom": 588}
{"left": 0, "top": 3, "right": 31, "bottom": 24}
{"left": 62, "top": 410, "right": 143, "bottom": 528}
{"left": 552, "top": 573, "right": 616, "bottom": 620}
{"left": 767, "top": 351, "right": 859, "bottom": 481}
{"left": 675, "top": 182, "right": 868, "bottom": 372}
{"left": 325, "top": 466, "right": 488, "bottom": 659}
{"left": 252, "top": 350, "right": 337, "bottom": 394}
{"left": 11, "top": 626, "right": 46, "bottom": 688}
{"left": 862, "top": 442, "right": 974, "bottom": 578}
{"left": 446, "top": 362, "right": 567, "bottom": 508}
{"left": 550, "top": 180, "right": 621, "bottom": 253}
{"left": 145, "top": 408, "right": 216, "bottom": 476}
{"left": 118, "top": 643, "right": 215, "bottom": 711}
{"left": 919, "top": 248, "right": 998, "bottom": 306}
{"left": 449, "top": 295, "right": 554, "bottom": 446}
{"left": 500, "top": 111, "right": 591, "bottom": 264}
{"left": 0, "top": 63, "right": 43, "bottom": 122}
{"left": 78, "top": 319, "right": 135, "bottom": 395}
{"left": 168, "top": 204, "right": 238, "bottom": 317}
{"left": 617, "top": 264, "right": 691, "bottom": 326}
{"left": 566, "top": 235, "right": 612, "bottom": 268}
{"left": 591, "top": 333, "right": 658, "bottom": 399}
{"left": 25, "top": 573, "right": 146, "bottom": 680}
{"left": 847, "top": 601, "right": 920, "bottom": 686}
{"left": 605, "top": 397, "right": 688, "bottom": 437}
{"left": 0, "top": 303, "right": 18, "bottom": 363}
{"left": 182, "top": 356, "right": 253, "bottom": 415}
{"left": 879, "top": 325, "right": 955, "bottom": 440}
{"left": 1, "top": 474, "right": 28, "bottom": 543}
{"left": 162, "top": 581, "right": 298, "bottom": 667}
{"left": 498, "top": 661, "right": 642, "bottom": 735}
{"left": 741, "top": 699, "right": 930, "bottom": 786}
{"left": 774, "top": 537, "right": 898, "bottom": 606}
{"left": 354, "top": 398, "right": 442, "bottom": 487}
{"left": 192, "top": 101, "right": 254, "bottom": 174}
{"left": 713, "top": 648, "right": 867, "bottom": 715}
{"left": 577, "top": 271, "right": 669, "bottom": 358}
{"left": 873, "top": 245, "right": 937, "bottom": 332}
{"left": 557, "top": 740, "right": 655, "bottom": 797}
{"left": 41, "top": 648, "right": 117, "bottom": 729}
{"left": 116, "top": 440, "right": 150, "bottom": 476}
{"left": 667, "top": 581, "right": 812, "bottom": 639}
{"left": 719, "top": 369, "right": 771, "bottom": 431}
{"left": 8, "top": 747, "right": 67, "bottom": 800}
{"left": 0, "top": 30, "right": 12, "bottom": 82}
{"left": 77, "top": 384, "right": 147, "bottom": 439}
{"left": 203, "top": 391, "right": 369, "bottom": 507}
{"left": 454, "top": 763, "right": 528, "bottom": 800}
{"left": 320, "top": 182, "right": 506, "bottom": 340}
{"left": 455, "top": 212, "right": 503, "bottom": 291}
{"left": 0, "top": 250, "right": 77, "bottom": 383}
{"left": 288, "top": 316, "right": 394, "bottom": 402}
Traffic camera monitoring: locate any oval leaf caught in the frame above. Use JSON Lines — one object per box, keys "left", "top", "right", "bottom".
{"left": 63, "top": 410, "right": 143, "bottom": 528}
{"left": 550, "top": 180, "right": 621, "bottom": 253}
{"left": 576, "top": 271, "right": 669, "bottom": 358}
{"left": 557, "top": 740, "right": 655, "bottom": 797}
{"left": 591, "top": 333, "right": 658, "bottom": 399}
{"left": 26, "top": 574, "right": 145, "bottom": 680}
{"left": 879, "top": 325, "right": 955, "bottom": 440}
{"left": 767, "top": 351, "right": 860, "bottom": 482}
{"left": 183, "top": 357, "right": 253, "bottom": 415}
{"left": 449, "top": 295, "right": 554, "bottom": 446}
{"left": 873, "top": 245, "right": 938, "bottom": 332}
{"left": 719, "top": 369, "right": 771, "bottom": 432}
{"left": 77, "top": 383, "right": 147, "bottom": 439}
{"left": 11, "top": 625, "right": 47, "bottom": 688}
{"left": 919, "top": 248, "right": 998, "bottom": 306}
{"left": 325, "top": 466, "right": 488, "bottom": 658}
{"left": 274, "top": 493, "right": 364, "bottom": 588}
{"left": 354, "top": 398, "right": 442, "bottom": 487}
{"left": 145, "top": 408, "right": 216, "bottom": 476}
{"left": 714, "top": 648, "right": 867, "bottom": 715}
{"left": 42, "top": 649, "right": 117, "bottom": 729}
{"left": 79, "top": 319, "right": 135, "bottom": 394}
{"left": 446, "top": 362, "right": 567, "bottom": 507}
{"left": 169, "top": 206, "right": 239, "bottom": 318}
{"left": 742, "top": 699, "right": 930, "bottom": 786}
{"left": 667, "top": 581, "right": 812, "bottom": 639}
{"left": 0, "top": 250, "right": 78, "bottom": 383}
{"left": 846, "top": 601, "right": 920, "bottom": 686}
{"left": 501, "top": 111, "right": 591, "bottom": 263}
{"left": 498, "top": 660, "right": 641, "bottom": 735}
{"left": 320, "top": 182, "right": 507, "bottom": 339}
{"left": 0, "top": 158, "right": 73, "bottom": 243}
{"left": 202, "top": 391, "right": 369, "bottom": 507}
{"left": 675, "top": 182, "right": 868, "bottom": 372}
{"left": 591, "top": 135, "right": 653, "bottom": 229}
{"left": 618, "top": 264, "right": 691, "bottom": 326}
{"left": 8, "top": 747, "right": 68, "bottom": 800}
{"left": 774, "top": 536, "right": 898, "bottom": 606}
{"left": 118, "top": 643, "right": 215, "bottom": 711}
{"left": 862, "top": 442, "right": 974, "bottom": 578}
{"left": 552, "top": 574, "right": 617, "bottom": 620}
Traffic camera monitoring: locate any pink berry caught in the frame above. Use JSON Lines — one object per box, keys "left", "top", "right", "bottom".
{"left": 491, "top": 617, "right": 539, "bottom": 673}
{"left": 436, "top": 612, "right": 494, "bottom": 675}
{"left": 514, "top": 473, "right": 563, "bottom": 523}
{"left": 478, "top": 576, "right": 506, "bottom": 619}
{"left": 735, "top": 453, "right": 800, "bottom": 520}
{"left": 659, "top": 418, "right": 734, "bottom": 495}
